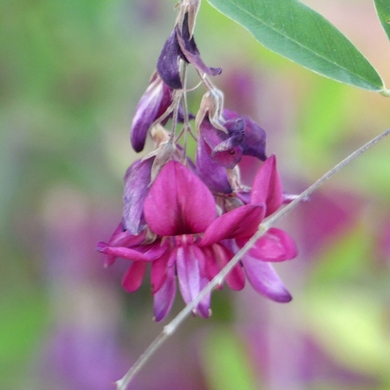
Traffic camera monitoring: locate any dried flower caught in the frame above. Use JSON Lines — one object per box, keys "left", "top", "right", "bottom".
{"left": 157, "top": 13, "right": 222, "bottom": 89}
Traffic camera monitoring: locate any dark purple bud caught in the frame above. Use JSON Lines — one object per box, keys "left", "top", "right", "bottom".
{"left": 196, "top": 134, "right": 233, "bottom": 194}
{"left": 241, "top": 116, "right": 267, "bottom": 160}
{"left": 175, "top": 13, "right": 222, "bottom": 77}
{"left": 157, "top": 30, "right": 183, "bottom": 89}
{"left": 223, "top": 109, "right": 267, "bottom": 161}
{"left": 157, "top": 13, "right": 221, "bottom": 90}
{"left": 122, "top": 158, "right": 154, "bottom": 235}
{"left": 214, "top": 117, "right": 245, "bottom": 152}
{"left": 200, "top": 117, "right": 242, "bottom": 168}
{"left": 130, "top": 74, "right": 173, "bottom": 152}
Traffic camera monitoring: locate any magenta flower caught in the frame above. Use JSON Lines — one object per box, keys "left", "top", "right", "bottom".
{"left": 97, "top": 157, "right": 297, "bottom": 321}
{"left": 200, "top": 155, "right": 297, "bottom": 301}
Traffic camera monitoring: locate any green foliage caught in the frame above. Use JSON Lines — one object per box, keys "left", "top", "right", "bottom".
{"left": 0, "top": 292, "right": 48, "bottom": 386}
{"left": 296, "top": 77, "right": 351, "bottom": 166}
{"left": 374, "top": 0, "right": 390, "bottom": 42}
{"left": 201, "top": 328, "right": 260, "bottom": 390}
{"left": 308, "top": 224, "right": 370, "bottom": 285}
{"left": 305, "top": 290, "right": 390, "bottom": 378}
{"left": 207, "top": 0, "right": 384, "bottom": 91}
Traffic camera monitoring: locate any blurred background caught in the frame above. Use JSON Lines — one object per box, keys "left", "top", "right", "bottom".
{"left": 1, "top": 0, "right": 390, "bottom": 389}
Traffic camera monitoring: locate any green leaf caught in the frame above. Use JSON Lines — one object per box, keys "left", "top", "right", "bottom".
{"left": 207, "top": 0, "right": 384, "bottom": 91}
{"left": 374, "top": 0, "right": 390, "bottom": 41}
{"left": 305, "top": 290, "right": 390, "bottom": 377}
{"left": 0, "top": 293, "right": 48, "bottom": 386}
{"left": 201, "top": 328, "right": 260, "bottom": 390}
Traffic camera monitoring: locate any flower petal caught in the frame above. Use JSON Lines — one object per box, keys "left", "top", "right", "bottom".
{"left": 236, "top": 190, "right": 251, "bottom": 206}
{"left": 176, "top": 14, "right": 222, "bottom": 78}
{"left": 196, "top": 134, "right": 232, "bottom": 193}
{"left": 223, "top": 109, "right": 267, "bottom": 161}
{"left": 240, "top": 117, "right": 267, "bottom": 160}
{"left": 153, "top": 265, "right": 176, "bottom": 322}
{"left": 96, "top": 242, "right": 162, "bottom": 262}
{"left": 157, "top": 30, "right": 183, "bottom": 89}
{"left": 213, "top": 117, "right": 245, "bottom": 159}
{"left": 151, "top": 251, "right": 171, "bottom": 294}
{"left": 200, "top": 205, "right": 264, "bottom": 246}
{"left": 211, "top": 147, "right": 242, "bottom": 169}
{"left": 122, "top": 158, "right": 153, "bottom": 235}
{"left": 131, "top": 74, "right": 168, "bottom": 152}
{"left": 101, "top": 224, "right": 128, "bottom": 267}
{"left": 248, "top": 228, "right": 298, "bottom": 262}
{"left": 214, "top": 243, "right": 245, "bottom": 291}
{"left": 144, "top": 161, "right": 216, "bottom": 236}
{"left": 122, "top": 262, "right": 147, "bottom": 293}
{"left": 250, "top": 155, "right": 283, "bottom": 216}
{"left": 202, "top": 246, "right": 221, "bottom": 284}
{"left": 108, "top": 225, "right": 146, "bottom": 247}
{"left": 242, "top": 255, "right": 292, "bottom": 302}
{"left": 100, "top": 227, "right": 147, "bottom": 267}
{"left": 175, "top": 245, "right": 211, "bottom": 318}
{"left": 200, "top": 118, "right": 242, "bottom": 169}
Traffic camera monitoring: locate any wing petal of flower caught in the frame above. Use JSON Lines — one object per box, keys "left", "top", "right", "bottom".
{"left": 242, "top": 255, "right": 292, "bottom": 302}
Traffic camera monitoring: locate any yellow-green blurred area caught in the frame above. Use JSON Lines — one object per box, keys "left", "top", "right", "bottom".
{"left": 1, "top": 0, "right": 390, "bottom": 389}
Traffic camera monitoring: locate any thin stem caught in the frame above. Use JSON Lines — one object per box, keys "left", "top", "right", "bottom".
{"left": 181, "top": 62, "right": 189, "bottom": 128}
{"left": 176, "top": 62, "right": 190, "bottom": 159}
{"left": 198, "top": 71, "right": 215, "bottom": 91}
{"left": 115, "top": 127, "right": 390, "bottom": 390}
{"left": 380, "top": 88, "right": 390, "bottom": 97}
{"left": 116, "top": 332, "right": 167, "bottom": 390}
{"left": 264, "top": 127, "right": 390, "bottom": 229}
{"left": 150, "top": 92, "right": 181, "bottom": 131}
{"left": 169, "top": 90, "right": 182, "bottom": 143}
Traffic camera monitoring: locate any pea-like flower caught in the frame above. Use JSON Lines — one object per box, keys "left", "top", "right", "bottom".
{"left": 97, "top": 156, "right": 297, "bottom": 321}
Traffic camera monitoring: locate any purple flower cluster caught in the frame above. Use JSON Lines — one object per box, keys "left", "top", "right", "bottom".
{"left": 98, "top": 4, "right": 298, "bottom": 321}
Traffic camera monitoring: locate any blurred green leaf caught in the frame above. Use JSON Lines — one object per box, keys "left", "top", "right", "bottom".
{"left": 207, "top": 0, "right": 384, "bottom": 91}
{"left": 308, "top": 224, "right": 370, "bottom": 285}
{"left": 201, "top": 328, "right": 260, "bottom": 390}
{"left": 305, "top": 290, "right": 390, "bottom": 378}
{"left": 374, "top": 0, "right": 390, "bottom": 42}
{"left": 0, "top": 293, "right": 48, "bottom": 385}
{"left": 296, "top": 77, "right": 351, "bottom": 166}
